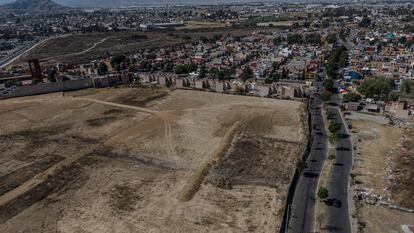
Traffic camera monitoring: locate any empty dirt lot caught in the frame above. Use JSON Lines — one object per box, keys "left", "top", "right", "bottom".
{"left": 9, "top": 27, "right": 279, "bottom": 68}
{"left": 0, "top": 88, "right": 306, "bottom": 232}
{"left": 351, "top": 120, "right": 414, "bottom": 233}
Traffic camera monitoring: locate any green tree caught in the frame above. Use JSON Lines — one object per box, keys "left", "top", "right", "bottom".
{"left": 272, "top": 62, "right": 280, "bottom": 72}
{"left": 4, "top": 80, "right": 15, "bottom": 88}
{"left": 358, "top": 17, "right": 371, "bottom": 27}
{"left": 329, "top": 121, "right": 342, "bottom": 134}
{"left": 270, "top": 73, "right": 281, "bottom": 82}
{"left": 305, "top": 33, "right": 322, "bottom": 44}
{"left": 199, "top": 65, "right": 206, "bottom": 79}
{"left": 325, "top": 33, "right": 337, "bottom": 44}
{"left": 98, "top": 63, "right": 108, "bottom": 75}
{"left": 287, "top": 33, "right": 303, "bottom": 44}
{"left": 320, "top": 92, "right": 331, "bottom": 102}
{"left": 399, "top": 36, "right": 407, "bottom": 45}
{"left": 338, "top": 51, "right": 349, "bottom": 68}
{"left": 175, "top": 63, "right": 198, "bottom": 74}
{"left": 323, "top": 79, "right": 334, "bottom": 90}
{"left": 273, "top": 37, "right": 282, "bottom": 45}
{"left": 175, "top": 65, "right": 188, "bottom": 74}
{"left": 325, "top": 46, "right": 348, "bottom": 76}
{"left": 32, "top": 79, "right": 41, "bottom": 85}
{"left": 342, "top": 92, "right": 362, "bottom": 103}
{"left": 329, "top": 132, "right": 340, "bottom": 144}
{"left": 110, "top": 55, "right": 127, "bottom": 71}
{"left": 358, "top": 77, "right": 393, "bottom": 99}
{"left": 401, "top": 80, "right": 412, "bottom": 95}
{"left": 47, "top": 69, "right": 57, "bottom": 82}
{"left": 240, "top": 66, "right": 253, "bottom": 82}
{"left": 317, "top": 187, "right": 329, "bottom": 200}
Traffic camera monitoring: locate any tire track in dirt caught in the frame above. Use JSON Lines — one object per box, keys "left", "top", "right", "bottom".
{"left": 164, "top": 122, "right": 177, "bottom": 157}
{"left": 76, "top": 97, "right": 178, "bottom": 158}
{"left": 0, "top": 97, "right": 178, "bottom": 209}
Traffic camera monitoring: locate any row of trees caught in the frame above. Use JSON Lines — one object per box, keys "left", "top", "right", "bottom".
{"left": 175, "top": 63, "right": 198, "bottom": 74}
{"left": 328, "top": 119, "right": 342, "bottom": 144}
{"left": 357, "top": 77, "right": 393, "bottom": 100}
{"left": 325, "top": 33, "right": 337, "bottom": 44}
{"left": 342, "top": 92, "right": 362, "bottom": 103}
{"left": 208, "top": 67, "right": 234, "bottom": 81}
{"left": 325, "top": 46, "right": 348, "bottom": 77}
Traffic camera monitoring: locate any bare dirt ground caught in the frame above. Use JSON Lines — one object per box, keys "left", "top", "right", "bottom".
{"left": 9, "top": 27, "right": 279, "bottom": 68}
{"left": 11, "top": 32, "right": 184, "bottom": 67}
{"left": 177, "top": 21, "right": 227, "bottom": 30}
{"left": 0, "top": 88, "right": 306, "bottom": 232}
{"left": 351, "top": 120, "right": 414, "bottom": 233}
{"left": 389, "top": 124, "right": 414, "bottom": 209}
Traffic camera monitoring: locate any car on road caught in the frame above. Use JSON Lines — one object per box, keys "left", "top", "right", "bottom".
{"left": 333, "top": 198, "right": 342, "bottom": 208}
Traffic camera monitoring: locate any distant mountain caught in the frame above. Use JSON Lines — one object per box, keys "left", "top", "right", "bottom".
{"left": 0, "top": 0, "right": 68, "bottom": 12}
{"left": 0, "top": 0, "right": 353, "bottom": 8}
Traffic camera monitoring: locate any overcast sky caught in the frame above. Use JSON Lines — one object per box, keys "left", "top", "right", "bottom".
{"left": 0, "top": 0, "right": 333, "bottom": 8}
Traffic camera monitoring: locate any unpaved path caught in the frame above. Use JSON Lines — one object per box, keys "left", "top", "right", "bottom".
{"left": 0, "top": 149, "right": 91, "bottom": 207}
{"left": 75, "top": 97, "right": 178, "bottom": 157}
{"left": 0, "top": 97, "right": 178, "bottom": 208}
{"left": 2, "top": 34, "right": 71, "bottom": 68}
{"left": 42, "top": 37, "right": 110, "bottom": 62}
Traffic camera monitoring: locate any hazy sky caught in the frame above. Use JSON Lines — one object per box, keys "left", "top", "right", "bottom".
{"left": 0, "top": 0, "right": 302, "bottom": 8}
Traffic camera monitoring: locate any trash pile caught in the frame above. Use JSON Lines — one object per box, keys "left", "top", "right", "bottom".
{"left": 385, "top": 120, "right": 414, "bottom": 209}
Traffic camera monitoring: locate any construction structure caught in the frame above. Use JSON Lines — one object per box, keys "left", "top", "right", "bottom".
{"left": 28, "top": 59, "right": 42, "bottom": 81}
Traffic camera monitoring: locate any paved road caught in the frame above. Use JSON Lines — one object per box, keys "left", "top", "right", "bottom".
{"left": 0, "top": 44, "right": 34, "bottom": 68}
{"left": 0, "top": 34, "right": 71, "bottom": 68}
{"left": 324, "top": 88, "right": 353, "bottom": 233}
{"left": 288, "top": 81, "right": 328, "bottom": 233}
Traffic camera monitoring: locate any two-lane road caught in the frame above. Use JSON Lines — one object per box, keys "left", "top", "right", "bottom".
{"left": 287, "top": 80, "right": 353, "bottom": 233}
{"left": 288, "top": 85, "right": 328, "bottom": 232}
{"left": 324, "top": 92, "right": 353, "bottom": 232}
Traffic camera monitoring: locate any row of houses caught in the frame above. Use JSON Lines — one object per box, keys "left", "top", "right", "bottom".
{"left": 138, "top": 72, "right": 304, "bottom": 99}
{"left": 344, "top": 100, "right": 412, "bottom": 120}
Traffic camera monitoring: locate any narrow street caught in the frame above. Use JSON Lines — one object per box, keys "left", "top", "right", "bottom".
{"left": 324, "top": 85, "right": 353, "bottom": 232}
{"left": 288, "top": 81, "right": 328, "bottom": 233}
{"left": 287, "top": 79, "right": 354, "bottom": 233}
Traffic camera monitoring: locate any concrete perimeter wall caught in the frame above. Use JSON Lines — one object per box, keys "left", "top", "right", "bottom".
{"left": 0, "top": 78, "right": 93, "bottom": 100}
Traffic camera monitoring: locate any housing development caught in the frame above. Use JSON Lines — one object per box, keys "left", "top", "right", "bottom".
{"left": 0, "top": 0, "right": 413, "bottom": 233}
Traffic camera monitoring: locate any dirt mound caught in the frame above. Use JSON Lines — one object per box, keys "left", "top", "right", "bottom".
{"left": 0, "top": 160, "right": 86, "bottom": 223}
{"left": 177, "top": 121, "right": 242, "bottom": 202}
{"left": 0, "top": 154, "right": 64, "bottom": 196}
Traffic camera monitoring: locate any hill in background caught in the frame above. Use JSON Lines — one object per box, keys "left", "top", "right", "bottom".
{"left": 0, "top": 0, "right": 68, "bottom": 12}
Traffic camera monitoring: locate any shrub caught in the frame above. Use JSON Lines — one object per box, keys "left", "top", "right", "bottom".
{"left": 329, "top": 121, "right": 342, "bottom": 134}
{"left": 296, "top": 160, "right": 308, "bottom": 171}
{"left": 329, "top": 132, "right": 340, "bottom": 144}
{"left": 320, "top": 92, "right": 332, "bottom": 102}
{"left": 317, "top": 187, "right": 329, "bottom": 199}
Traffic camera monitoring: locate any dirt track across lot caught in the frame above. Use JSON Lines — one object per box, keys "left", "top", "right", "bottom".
{"left": 0, "top": 88, "right": 306, "bottom": 232}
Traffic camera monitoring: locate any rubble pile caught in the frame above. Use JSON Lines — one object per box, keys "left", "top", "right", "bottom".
{"left": 385, "top": 120, "right": 414, "bottom": 209}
